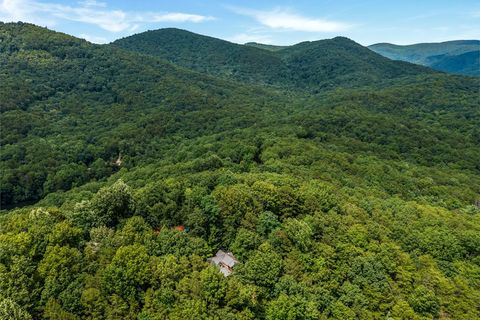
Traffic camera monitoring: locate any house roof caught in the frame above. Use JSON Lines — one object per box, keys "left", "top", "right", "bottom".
{"left": 208, "top": 250, "right": 238, "bottom": 269}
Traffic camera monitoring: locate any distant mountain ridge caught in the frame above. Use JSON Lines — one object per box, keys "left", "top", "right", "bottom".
{"left": 369, "top": 40, "right": 480, "bottom": 76}
{"left": 244, "top": 42, "right": 288, "bottom": 52}
{"left": 113, "top": 28, "right": 430, "bottom": 91}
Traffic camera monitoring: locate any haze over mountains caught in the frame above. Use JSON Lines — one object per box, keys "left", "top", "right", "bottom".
{"left": 369, "top": 40, "right": 480, "bottom": 76}
{"left": 1, "top": 22, "right": 479, "bottom": 319}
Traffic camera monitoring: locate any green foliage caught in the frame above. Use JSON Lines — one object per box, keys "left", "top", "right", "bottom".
{"left": 1, "top": 22, "right": 480, "bottom": 319}
{"left": 37, "top": 245, "right": 82, "bottom": 304}
{"left": 43, "top": 299, "right": 79, "bottom": 320}
{"left": 240, "top": 243, "right": 283, "bottom": 288}
{"left": 114, "top": 29, "right": 429, "bottom": 90}
{"left": 408, "top": 285, "right": 440, "bottom": 317}
{"left": 282, "top": 219, "right": 313, "bottom": 252}
{"left": 266, "top": 293, "right": 319, "bottom": 320}
{"left": 135, "top": 179, "right": 184, "bottom": 227}
{"left": 256, "top": 211, "right": 280, "bottom": 236}
{"left": 0, "top": 297, "right": 32, "bottom": 320}
{"left": 90, "top": 180, "right": 136, "bottom": 227}
{"left": 102, "top": 244, "right": 150, "bottom": 300}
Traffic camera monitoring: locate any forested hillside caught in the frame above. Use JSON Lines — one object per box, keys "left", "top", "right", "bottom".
{"left": 113, "top": 28, "right": 430, "bottom": 90}
{"left": 1, "top": 22, "right": 480, "bottom": 320}
{"left": 369, "top": 40, "right": 480, "bottom": 76}
{"left": 0, "top": 23, "right": 284, "bottom": 208}
{"left": 428, "top": 50, "right": 480, "bottom": 76}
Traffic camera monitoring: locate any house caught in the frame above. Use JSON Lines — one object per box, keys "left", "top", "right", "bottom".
{"left": 208, "top": 250, "right": 238, "bottom": 277}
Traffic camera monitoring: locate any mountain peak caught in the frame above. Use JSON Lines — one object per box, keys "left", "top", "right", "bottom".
{"left": 0, "top": 21, "right": 87, "bottom": 50}
{"left": 113, "top": 29, "right": 430, "bottom": 90}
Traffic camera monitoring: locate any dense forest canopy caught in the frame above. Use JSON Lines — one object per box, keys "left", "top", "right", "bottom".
{"left": 0, "top": 22, "right": 479, "bottom": 319}
{"left": 112, "top": 28, "right": 431, "bottom": 91}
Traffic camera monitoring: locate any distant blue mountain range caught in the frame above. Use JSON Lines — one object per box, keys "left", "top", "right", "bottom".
{"left": 369, "top": 40, "right": 479, "bottom": 76}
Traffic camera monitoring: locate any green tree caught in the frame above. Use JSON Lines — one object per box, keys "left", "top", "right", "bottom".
{"left": 80, "top": 288, "right": 106, "bottom": 320}
{"left": 102, "top": 244, "right": 150, "bottom": 300}
{"left": 0, "top": 297, "right": 32, "bottom": 320}
{"left": 199, "top": 266, "right": 226, "bottom": 305}
{"left": 37, "top": 245, "right": 82, "bottom": 304}
{"left": 283, "top": 218, "right": 313, "bottom": 252}
{"left": 408, "top": 285, "right": 440, "bottom": 317}
{"left": 256, "top": 211, "right": 280, "bottom": 237}
{"left": 43, "top": 299, "right": 78, "bottom": 320}
{"left": 266, "top": 294, "right": 319, "bottom": 320}
{"left": 90, "top": 180, "right": 136, "bottom": 227}
{"left": 239, "top": 242, "right": 283, "bottom": 288}
{"left": 230, "top": 228, "right": 262, "bottom": 260}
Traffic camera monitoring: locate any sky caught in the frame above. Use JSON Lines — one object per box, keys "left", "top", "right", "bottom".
{"left": 1, "top": 0, "right": 479, "bottom": 45}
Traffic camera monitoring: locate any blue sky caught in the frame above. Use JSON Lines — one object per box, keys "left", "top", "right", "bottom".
{"left": 1, "top": 0, "right": 479, "bottom": 45}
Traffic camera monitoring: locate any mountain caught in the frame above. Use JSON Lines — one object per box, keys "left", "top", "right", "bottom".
{"left": 113, "top": 28, "right": 430, "bottom": 90}
{"left": 112, "top": 28, "right": 289, "bottom": 86}
{"left": 0, "top": 22, "right": 282, "bottom": 207}
{"left": 269, "top": 37, "right": 430, "bottom": 90}
{"left": 369, "top": 40, "right": 480, "bottom": 76}
{"left": 1, "top": 22, "right": 480, "bottom": 320}
{"left": 428, "top": 50, "right": 480, "bottom": 76}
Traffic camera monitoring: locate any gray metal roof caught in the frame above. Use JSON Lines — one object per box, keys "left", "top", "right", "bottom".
{"left": 208, "top": 250, "right": 238, "bottom": 276}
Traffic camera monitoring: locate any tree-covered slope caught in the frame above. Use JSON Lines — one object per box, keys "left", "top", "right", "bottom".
{"left": 369, "top": 40, "right": 480, "bottom": 76}
{"left": 113, "top": 28, "right": 430, "bottom": 90}
{"left": 428, "top": 50, "right": 480, "bottom": 76}
{"left": 1, "top": 22, "right": 480, "bottom": 320}
{"left": 112, "top": 28, "right": 289, "bottom": 86}
{"left": 0, "top": 22, "right": 283, "bottom": 207}
{"left": 276, "top": 37, "right": 430, "bottom": 90}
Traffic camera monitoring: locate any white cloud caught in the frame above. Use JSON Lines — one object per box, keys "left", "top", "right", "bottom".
{"left": 0, "top": 0, "right": 33, "bottom": 22}
{"left": 230, "top": 6, "right": 350, "bottom": 33}
{"left": 79, "top": 0, "right": 107, "bottom": 7}
{"left": 0, "top": 0, "right": 214, "bottom": 32}
{"left": 151, "top": 13, "right": 214, "bottom": 23}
